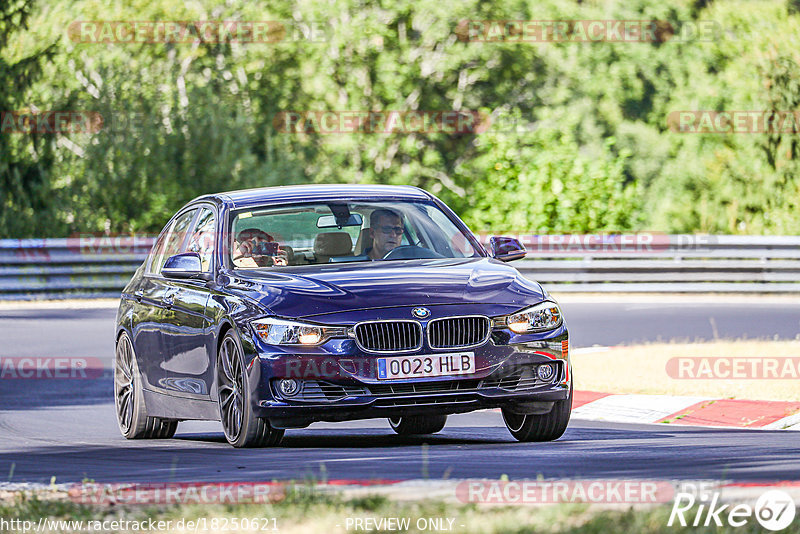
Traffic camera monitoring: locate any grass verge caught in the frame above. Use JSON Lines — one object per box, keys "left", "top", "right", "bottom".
{"left": 2, "top": 487, "right": 796, "bottom": 534}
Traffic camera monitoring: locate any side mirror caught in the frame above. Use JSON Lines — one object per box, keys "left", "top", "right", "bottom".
{"left": 162, "top": 252, "right": 211, "bottom": 280}
{"left": 489, "top": 236, "right": 526, "bottom": 262}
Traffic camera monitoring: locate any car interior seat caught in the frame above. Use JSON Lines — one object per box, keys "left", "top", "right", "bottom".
{"left": 354, "top": 228, "right": 372, "bottom": 256}
{"left": 313, "top": 232, "right": 354, "bottom": 263}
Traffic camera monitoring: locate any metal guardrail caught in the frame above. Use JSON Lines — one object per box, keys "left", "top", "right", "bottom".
{"left": 0, "top": 237, "right": 153, "bottom": 300}
{"left": 1, "top": 235, "right": 799, "bottom": 299}
{"left": 509, "top": 234, "right": 800, "bottom": 293}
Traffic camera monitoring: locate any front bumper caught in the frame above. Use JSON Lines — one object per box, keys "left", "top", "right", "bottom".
{"left": 248, "top": 326, "right": 571, "bottom": 427}
{"left": 259, "top": 381, "right": 569, "bottom": 427}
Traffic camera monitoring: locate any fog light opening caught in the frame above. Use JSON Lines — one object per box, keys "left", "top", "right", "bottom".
{"left": 536, "top": 363, "right": 556, "bottom": 382}
{"left": 278, "top": 378, "right": 300, "bottom": 397}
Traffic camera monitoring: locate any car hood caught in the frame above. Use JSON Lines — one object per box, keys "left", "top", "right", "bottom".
{"left": 222, "top": 258, "right": 546, "bottom": 319}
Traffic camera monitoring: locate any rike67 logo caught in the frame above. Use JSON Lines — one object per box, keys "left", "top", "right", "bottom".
{"left": 669, "top": 488, "right": 796, "bottom": 531}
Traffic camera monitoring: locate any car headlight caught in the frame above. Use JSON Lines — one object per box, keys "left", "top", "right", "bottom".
{"left": 251, "top": 318, "right": 347, "bottom": 346}
{"left": 505, "top": 301, "right": 563, "bottom": 334}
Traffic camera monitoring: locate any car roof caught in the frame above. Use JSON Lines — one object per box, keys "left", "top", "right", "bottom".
{"left": 190, "top": 184, "right": 434, "bottom": 209}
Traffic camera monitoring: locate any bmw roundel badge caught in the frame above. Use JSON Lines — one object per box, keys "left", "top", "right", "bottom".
{"left": 412, "top": 307, "right": 431, "bottom": 319}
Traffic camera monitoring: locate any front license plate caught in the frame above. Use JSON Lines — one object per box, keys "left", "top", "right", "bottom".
{"left": 377, "top": 352, "right": 475, "bottom": 380}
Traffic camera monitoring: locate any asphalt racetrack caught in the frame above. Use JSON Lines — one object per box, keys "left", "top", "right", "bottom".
{"left": 1, "top": 297, "right": 799, "bottom": 485}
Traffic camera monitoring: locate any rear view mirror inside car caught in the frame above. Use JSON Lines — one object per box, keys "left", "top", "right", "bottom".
{"left": 317, "top": 213, "right": 363, "bottom": 228}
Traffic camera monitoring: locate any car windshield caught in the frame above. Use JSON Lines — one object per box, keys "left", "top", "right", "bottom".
{"left": 229, "top": 200, "right": 481, "bottom": 268}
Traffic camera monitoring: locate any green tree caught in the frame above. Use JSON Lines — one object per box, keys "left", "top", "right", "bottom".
{"left": 463, "top": 126, "right": 639, "bottom": 233}
{"left": 4, "top": 0, "right": 800, "bottom": 237}
{"left": 0, "top": 0, "right": 60, "bottom": 236}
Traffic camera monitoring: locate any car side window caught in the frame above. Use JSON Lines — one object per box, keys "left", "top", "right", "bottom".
{"left": 186, "top": 207, "right": 216, "bottom": 272}
{"left": 150, "top": 209, "right": 198, "bottom": 275}
{"left": 146, "top": 221, "right": 174, "bottom": 275}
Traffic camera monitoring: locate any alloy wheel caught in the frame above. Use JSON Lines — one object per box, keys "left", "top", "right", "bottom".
{"left": 218, "top": 335, "right": 245, "bottom": 442}
{"left": 114, "top": 334, "right": 135, "bottom": 433}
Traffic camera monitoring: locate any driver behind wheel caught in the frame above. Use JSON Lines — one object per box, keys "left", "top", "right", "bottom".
{"left": 366, "top": 209, "right": 404, "bottom": 260}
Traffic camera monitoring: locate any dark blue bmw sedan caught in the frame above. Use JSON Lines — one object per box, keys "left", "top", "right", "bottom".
{"left": 115, "top": 184, "right": 571, "bottom": 447}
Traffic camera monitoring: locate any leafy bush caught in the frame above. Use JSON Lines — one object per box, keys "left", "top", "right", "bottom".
{"left": 2, "top": 0, "right": 800, "bottom": 236}
{"left": 462, "top": 126, "right": 639, "bottom": 233}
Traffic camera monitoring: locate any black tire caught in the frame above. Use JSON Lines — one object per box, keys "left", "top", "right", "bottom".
{"left": 114, "top": 332, "right": 178, "bottom": 439}
{"left": 501, "top": 386, "right": 573, "bottom": 442}
{"left": 216, "top": 330, "right": 284, "bottom": 448}
{"left": 388, "top": 415, "right": 447, "bottom": 435}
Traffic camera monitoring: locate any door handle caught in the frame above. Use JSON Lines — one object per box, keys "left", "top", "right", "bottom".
{"left": 163, "top": 289, "right": 178, "bottom": 309}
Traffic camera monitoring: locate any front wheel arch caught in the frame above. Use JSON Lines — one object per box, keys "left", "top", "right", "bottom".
{"left": 215, "top": 329, "right": 283, "bottom": 448}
